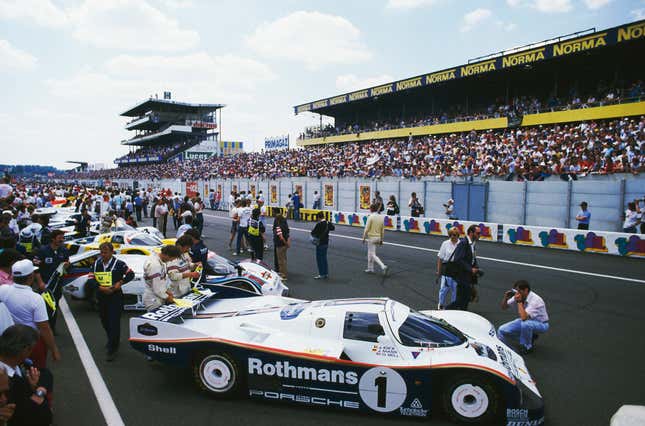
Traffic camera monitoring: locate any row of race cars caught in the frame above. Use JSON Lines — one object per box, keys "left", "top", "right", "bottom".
{"left": 44, "top": 206, "right": 544, "bottom": 425}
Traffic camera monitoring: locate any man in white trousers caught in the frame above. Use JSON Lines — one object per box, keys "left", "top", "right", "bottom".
{"left": 362, "top": 203, "right": 389, "bottom": 276}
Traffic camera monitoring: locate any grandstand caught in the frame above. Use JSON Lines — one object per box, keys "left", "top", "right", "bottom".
{"left": 294, "top": 20, "right": 645, "bottom": 146}
{"left": 116, "top": 94, "right": 224, "bottom": 165}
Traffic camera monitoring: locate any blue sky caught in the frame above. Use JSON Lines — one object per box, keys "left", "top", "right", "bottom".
{"left": 0, "top": 0, "right": 642, "bottom": 169}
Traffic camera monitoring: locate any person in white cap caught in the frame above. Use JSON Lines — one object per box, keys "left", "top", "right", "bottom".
{"left": 0, "top": 259, "right": 60, "bottom": 368}
{"left": 176, "top": 211, "right": 193, "bottom": 238}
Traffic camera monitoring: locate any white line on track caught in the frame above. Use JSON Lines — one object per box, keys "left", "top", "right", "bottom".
{"left": 204, "top": 213, "right": 645, "bottom": 284}
{"left": 60, "top": 298, "right": 125, "bottom": 426}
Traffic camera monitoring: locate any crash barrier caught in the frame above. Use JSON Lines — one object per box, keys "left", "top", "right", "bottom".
{"left": 76, "top": 175, "right": 644, "bottom": 233}
{"left": 327, "top": 211, "right": 644, "bottom": 258}
{"left": 265, "top": 207, "right": 331, "bottom": 222}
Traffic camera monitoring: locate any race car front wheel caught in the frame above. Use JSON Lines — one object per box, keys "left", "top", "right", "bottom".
{"left": 442, "top": 373, "right": 501, "bottom": 424}
{"left": 193, "top": 352, "right": 241, "bottom": 397}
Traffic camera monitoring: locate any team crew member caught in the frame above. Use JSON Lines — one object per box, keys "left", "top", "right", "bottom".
{"left": 236, "top": 199, "right": 252, "bottom": 256}
{"left": 362, "top": 203, "right": 388, "bottom": 275}
{"left": 167, "top": 236, "right": 201, "bottom": 298}
{"left": 446, "top": 225, "right": 479, "bottom": 311}
{"left": 185, "top": 229, "right": 209, "bottom": 282}
{"left": 576, "top": 201, "right": 591, "bottom": 230}
{"left": 33, "top": 230, "right": 69, "bottom": 332}
{"left": 142, "top": 245, "right": 181, "bottom": 311}
{"left": 498, "top": 280, "right": 549, "bottom": 355}
{"left": 436, "top": 228, "right": 460, "bottom": 309}
{"left": 229, "top": 199, "right": 240, "bottom": 250}
{"left": 247, "top": 208, "right": 265, "bottom": 260}
{"left": 273, "top": 214, "right": 290, "bottom": 281}
{"left": 90, "top": 242, "right": 134, "bottom": 361}
{"left": 0, "top": 260, "right": 60, "bottom": 368}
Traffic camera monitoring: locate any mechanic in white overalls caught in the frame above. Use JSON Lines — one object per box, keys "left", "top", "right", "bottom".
{"left": 143, "top": 245, "right": 181, "bottom": 311}
{"left": 167, "top": 235, "right": 201, "bottom": 298}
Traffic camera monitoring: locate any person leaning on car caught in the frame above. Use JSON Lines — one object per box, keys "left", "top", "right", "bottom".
{"left": 88, "top": 242, "right": 134, "bottom": 362}
{"left": 167, "top": 235, "right": 201, "bottom": 298}
{"left": 143, "top": 245, "right": 181, "bottom": 311}
{"left": 497, "top": 280, "right": 549, "bottom": 355}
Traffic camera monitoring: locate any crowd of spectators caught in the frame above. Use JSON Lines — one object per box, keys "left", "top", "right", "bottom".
{"left": 115, "top": 141, "right": 196, "bottom": 164}
{"left": 300, "top": 81, "right": 644, "bottom": 140}
{"left": 67, "top": 116, "right": 644, "bottom": 182}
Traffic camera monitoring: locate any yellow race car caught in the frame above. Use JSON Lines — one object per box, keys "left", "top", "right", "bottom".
{"left": 66, "top": 230, "right": 176, "bottom": 256}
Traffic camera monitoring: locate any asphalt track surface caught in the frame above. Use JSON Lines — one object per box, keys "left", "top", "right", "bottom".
{"left": 51, "top": 211, "right": 645, "bottom": 426}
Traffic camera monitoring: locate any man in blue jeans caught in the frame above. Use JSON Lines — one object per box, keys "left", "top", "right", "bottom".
{"left": 498, "top": 280, "right": 549, "bottom": 355}
{"left": 310, "top": 211, "right": 334, "bottom": 279}
{"left": 292, "top": 192, "right": 301, "bottom": 221}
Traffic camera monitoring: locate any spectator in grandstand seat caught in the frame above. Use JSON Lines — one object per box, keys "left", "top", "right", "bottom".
{"left": 89, "top": 242, "right": 134, "bottom": 361}
{"left": 362, "top": 204, "right": 388, "bottom": 276}
{"left": 576, "top": 201, "right": 591, "bottom": 230}
{"left": 622, "top": 201, "right": 640, "bottom": 233}
{"left": 0, "top": 260, "right": 61, "bottom": 368}
{"left": 498, "top": 280, "right": 549, "bottom": 355}
{"left": 436, "top": 228, "right": 460, "bottom": 310}
{"left": 310, "top": 212, "right": 334, "bottom": 280}
{"left": 273, "top": 213, "right": 290, "bottom": 281}
{"left": 0, "top": 324, "right": 53, "bottom": 426}
{"left": 446, "top": 225, "right": 479, "bottom": 311}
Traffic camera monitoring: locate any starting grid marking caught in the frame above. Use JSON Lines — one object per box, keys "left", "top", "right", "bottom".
{"left": 204, "top": 213, "right": 645, "bottom": 284}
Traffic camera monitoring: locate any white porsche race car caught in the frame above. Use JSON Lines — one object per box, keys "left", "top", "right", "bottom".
{"left": 62, "top": 250, "right": 288, "bottom": 310}
{"left": 129, "top": 291, "right": 544, "bottom": 425}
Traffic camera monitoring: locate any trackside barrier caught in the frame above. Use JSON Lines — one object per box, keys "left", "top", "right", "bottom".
{"left": 266, "top": 207, "right": 331, "bottom": 222}
{"left": 501, "top": 224, "right": 645, "bottom": 257}
{"left": 327, "top": 211, "right": 643, "bottom": 258}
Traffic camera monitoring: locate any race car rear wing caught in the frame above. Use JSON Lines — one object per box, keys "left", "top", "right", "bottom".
{"left": 140, "top": 285, "right": 260, "bottom": 324}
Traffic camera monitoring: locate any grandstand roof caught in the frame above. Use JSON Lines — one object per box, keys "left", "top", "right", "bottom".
{"left": 120, "top": 98, "right": 225, "bottom": 117}
{"left": 294, "top": 19, "right": 645, "bottom": 116}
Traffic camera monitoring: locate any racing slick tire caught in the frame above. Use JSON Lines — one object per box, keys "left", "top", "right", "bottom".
{"left": 193, "top": 352, "right": 242, "bottom": 398}
{"left": 441, "top": 373, "right": 501, "bottom": 424}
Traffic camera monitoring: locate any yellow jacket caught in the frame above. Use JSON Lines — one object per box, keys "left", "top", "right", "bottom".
{"left": 363, "top": 213, "right": 384, "bottom": 241}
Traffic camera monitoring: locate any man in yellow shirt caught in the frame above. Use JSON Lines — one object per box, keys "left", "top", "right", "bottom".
{"left": 362, "top": 204, "right": 388, "bottom": 276}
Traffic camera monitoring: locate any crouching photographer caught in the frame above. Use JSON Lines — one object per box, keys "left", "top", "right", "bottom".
{"left": 497, "top": 280, "right": 549, "bottom": 355}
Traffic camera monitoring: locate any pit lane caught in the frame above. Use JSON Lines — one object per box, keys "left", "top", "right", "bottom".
{"left": 54, "top": 212, "right": 645, "bottom": 425}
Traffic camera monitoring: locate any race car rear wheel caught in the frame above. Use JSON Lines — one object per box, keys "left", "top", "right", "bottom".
{"left": 193, "top": 352, "right": 241, "bottom": 397}
{"left": 442, "top": 373, "right": 500, "bottom": 423}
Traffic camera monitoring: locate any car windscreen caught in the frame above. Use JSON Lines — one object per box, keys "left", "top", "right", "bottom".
{"left": 397, "top": 311, "right": 466, "bottom": 347}
{"left": 127, "top": 234, "right": 162, "bottom": 246}
{"left": 207, "top": 254, "right": 236, "bottom": 275}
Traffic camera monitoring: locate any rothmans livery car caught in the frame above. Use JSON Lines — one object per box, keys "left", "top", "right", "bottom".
{"left": 129, "top": 291, "right": 544, "bottom": 424}
{"left": 63, "top": 250, "right": 288, "bottom": 310}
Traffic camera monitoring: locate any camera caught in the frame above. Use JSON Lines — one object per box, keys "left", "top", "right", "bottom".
{"left": 474, "top": 269, "right": 484, "bottom": 278}
{"left": 505, "top": 289, "right": 517, "bottom": 299}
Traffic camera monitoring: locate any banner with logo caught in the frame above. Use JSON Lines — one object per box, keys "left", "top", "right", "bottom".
{"left": 359, "top": 185, "right": 371, "bottom": 210}
{"left": 324, "top": 184, "right": 334, "bottom": 207}
{"left": 270, "top": 185, "right": 278, "bottom": 204}
{"left": 186, "top": 181, "right": 198, "bottom": 198}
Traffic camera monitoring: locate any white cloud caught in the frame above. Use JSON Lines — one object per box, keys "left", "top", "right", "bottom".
{"left": 385, "top": 0, "right": 440, "bottom": 9}
{"left": 0, "top": 39, "right": 37, "bottom": 71}
{"left": 335, "top": 73, "right": 394, "bottom": 93}
{"left": 69, "top": 0, "right": 199, "bottom": 51}
{"left": 629, "top": 8, "right": 645, "bottom": 20}
{"left": 584, "top": 0, "right": 611, "bottom": 9}
{"left": 532, "top": 0, "right": 573, "bottom": 13}
{"left": 0, "top": 0, "right": 68, "bottom": 27}
{"left": 246, "top": 11, "right": 372, "bottom": 70}
{"left": 154, "top": 0, "right": 193, "bottom": 9}
{"left": 496, "top": 20, "right": 517, "bottom": 31}
{"left": 506, "top": 0, "right": 522, "bottom": 6}
{"left": 460, "top": 8, "right": 492, "bottom": 32}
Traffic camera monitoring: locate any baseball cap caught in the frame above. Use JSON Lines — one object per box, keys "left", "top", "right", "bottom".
{"left": 12, "top": 259, "right": 38, "bottom": 277}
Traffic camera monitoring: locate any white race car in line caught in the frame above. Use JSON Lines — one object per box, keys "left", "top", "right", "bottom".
{"left": 129, "top": 290, "right": 544, "bottom": 424}
{"left": 62, "top": 250, "right": 288, "bottom": 310}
